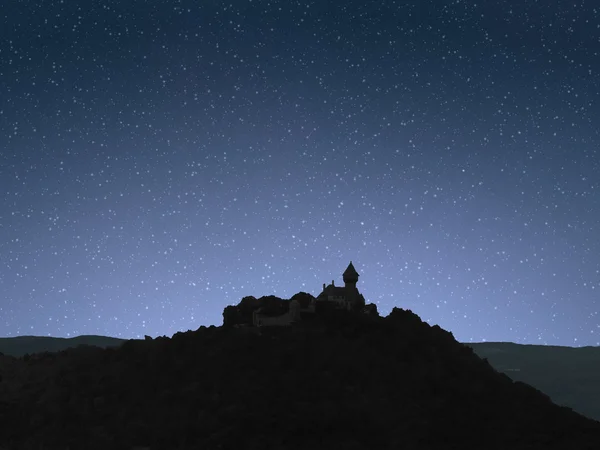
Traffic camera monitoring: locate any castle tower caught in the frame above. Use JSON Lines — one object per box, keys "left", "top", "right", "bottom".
{"left": 343, "top": 261, "right": 359, "bottom": 290}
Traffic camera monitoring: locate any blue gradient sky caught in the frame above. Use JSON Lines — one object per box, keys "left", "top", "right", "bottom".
{"left": 1, "top": 1, "right": 599, "bottom": 345}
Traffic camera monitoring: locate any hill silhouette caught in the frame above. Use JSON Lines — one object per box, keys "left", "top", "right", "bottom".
{"left": 1, "top": 296, "right": 600, "bottom": 449}
{"left": 0, "top": 335, "right": 126, "bottom": 358}
{"left": 468, "top": 341, "right": 600, "bottom": 422}
{"left": 3, "top": 333, "right": 600, "bottom": 423}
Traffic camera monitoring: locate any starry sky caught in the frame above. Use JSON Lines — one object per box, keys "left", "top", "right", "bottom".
{"left": 1, "top": 1, "right": 599, "bottom": 346}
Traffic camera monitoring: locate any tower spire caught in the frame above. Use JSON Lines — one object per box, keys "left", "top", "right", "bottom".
{"left": 343, "top": 261, "right": 359, "bottom": 286}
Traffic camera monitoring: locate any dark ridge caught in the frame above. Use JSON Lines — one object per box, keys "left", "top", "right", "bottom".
{"left": 0, "top": 335, "right": 126, "bottom": 357}
{"left": 0, "top": 296, "right": 599, "bottom": 449}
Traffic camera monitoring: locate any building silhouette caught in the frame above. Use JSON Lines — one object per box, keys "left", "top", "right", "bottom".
{"left": 252, "top": 261, "right": 367, "bottom": 327}
{"left": 316, "top": 261, "right": 366, "bottom": 311}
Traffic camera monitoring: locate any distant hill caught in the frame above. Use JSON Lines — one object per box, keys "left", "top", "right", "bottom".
{"left": 467, "top": 342, "right": 600, "bottom": 422}
{"left": 1, "top": 302, "right": 600, "bottom": 449}
{"left": 0, "top": 335, "right": 127, "bottom": 357}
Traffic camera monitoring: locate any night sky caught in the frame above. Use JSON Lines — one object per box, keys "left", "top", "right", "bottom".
{"left": 2, "top": 1, "right": 599, "bottom": 346}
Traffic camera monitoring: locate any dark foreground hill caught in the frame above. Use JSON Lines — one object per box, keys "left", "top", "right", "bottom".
{"left": 3, "top": 332, "right": 600, "bottom": 424}
{"left": 1, "top": 307, "right": 600, "bottom": 449}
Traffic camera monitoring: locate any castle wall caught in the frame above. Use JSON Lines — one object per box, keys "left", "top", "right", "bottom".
{"left": 253, "top": 312, "right": 292, "bottom": 327}
{"left": 327, "top": 296, "right": 352, "bottom": 310}
{"left": 251, "top": 299, "right": 308, "bottom": 327}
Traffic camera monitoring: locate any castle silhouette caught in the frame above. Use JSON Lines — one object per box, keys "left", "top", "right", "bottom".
{"left": 316, "top": 261, "right": 366, "bottom": 310}
{"left": 252, "top": 261, "right": 368, "bottom": 327}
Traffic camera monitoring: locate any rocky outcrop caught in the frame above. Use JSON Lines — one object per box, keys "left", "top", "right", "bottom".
{"left": 363, "top": 303, "right": 379, "bottom": 316}
{"left": 223, "top": 295, "right": 292, "bottom": 327}
{"left": 1, "top": 307, "right": 600, "bottom": 449}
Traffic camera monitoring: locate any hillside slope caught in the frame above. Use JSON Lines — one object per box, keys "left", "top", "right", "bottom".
{"left": 1, "top": 305, "right": 600, "bottom": 449}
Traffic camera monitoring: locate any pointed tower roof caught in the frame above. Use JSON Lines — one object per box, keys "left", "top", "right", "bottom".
{"left": 343, "top": 261, "right": 359, "bottom": 283}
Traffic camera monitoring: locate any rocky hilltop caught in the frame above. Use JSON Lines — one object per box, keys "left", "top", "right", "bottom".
{"left": 1, "top": 295, "right": 600, "bottom": 450}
